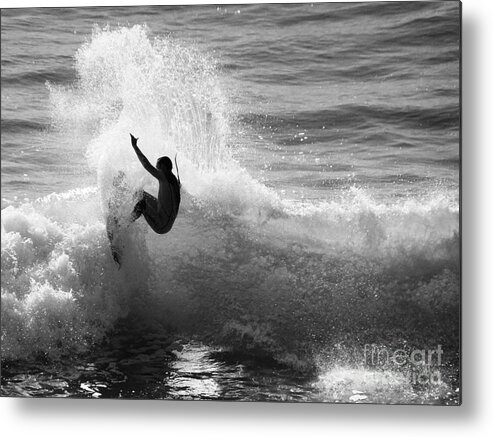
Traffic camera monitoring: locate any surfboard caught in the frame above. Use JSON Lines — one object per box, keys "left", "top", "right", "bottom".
{"left": 106, "top": 171, "right": 134, "bottom": 268}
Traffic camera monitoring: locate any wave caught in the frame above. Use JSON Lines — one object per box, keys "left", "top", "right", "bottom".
{"left": 1, "top": 25, "right": 459, "bottom": 368}
{"left": 1, "top": 183, "right": 459, "bottom": 363}
{"left": 1, "top": 188, "right": 154, "bottom": 360}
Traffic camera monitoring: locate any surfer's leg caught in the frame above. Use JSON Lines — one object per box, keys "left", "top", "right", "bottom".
{"left": 130, "top": 191, "right": 164, "bottom": 232}
{"left": 129, "top": 191, "right": 168, "bottom": 233}
{"left": 130, "top": 199, "right": 145, "bottom": 222}
{"left": 130, "top": 191, "right": 152, "bottom": 222}
{"left": 140, "top": 194, "right": 170, "bottom": 234}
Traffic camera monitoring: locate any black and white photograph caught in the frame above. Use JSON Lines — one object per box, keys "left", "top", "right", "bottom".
{"left": 1, "top": 1, "right": 460, "bottom": 405}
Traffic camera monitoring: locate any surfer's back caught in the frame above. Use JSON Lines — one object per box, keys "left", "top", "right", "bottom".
{"left": 157, "top": 170, "right": 181, "bottom": 223}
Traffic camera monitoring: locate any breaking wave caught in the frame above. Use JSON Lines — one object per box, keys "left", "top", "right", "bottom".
{"left": 2, "top": 26, "right": 459, "bottom": 372}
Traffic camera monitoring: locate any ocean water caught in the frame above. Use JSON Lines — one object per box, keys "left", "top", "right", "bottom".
{"left": 1, "top": 3, "right": 460, "bottom": 404}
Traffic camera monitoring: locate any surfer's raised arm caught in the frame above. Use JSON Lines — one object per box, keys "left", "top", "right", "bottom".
{"left": 130, "top": 133, "right": 160, "bottom": 179}
{"left": 106, "top": 135, "right": 181, "bottom": 267}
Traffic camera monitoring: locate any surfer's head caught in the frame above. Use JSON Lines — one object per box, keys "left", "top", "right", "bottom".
{"left": 156, "top": 156, "right": 172, "bottom": 172}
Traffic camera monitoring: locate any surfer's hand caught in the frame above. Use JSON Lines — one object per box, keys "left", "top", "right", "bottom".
{"left": 130, "top": 133, "right": 138, "bottom": 146}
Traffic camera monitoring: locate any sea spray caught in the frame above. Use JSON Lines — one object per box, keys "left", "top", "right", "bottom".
{"left": 2, "top": 191, "right": 118, "bottom": 360}
{"left": 48, "top": 25, "right": 234, "bottom": 206}
{"left": 2, "top": 24, "right": 243, "bottom": 360}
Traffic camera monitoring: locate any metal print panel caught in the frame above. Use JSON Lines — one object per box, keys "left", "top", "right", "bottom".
{"left": 1, "top": 2, "right": 461, "bottom": 404}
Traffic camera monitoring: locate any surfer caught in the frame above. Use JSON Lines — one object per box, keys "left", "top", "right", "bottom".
{"left": 129, "top": 133, "right": 181, "bottom": 234}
